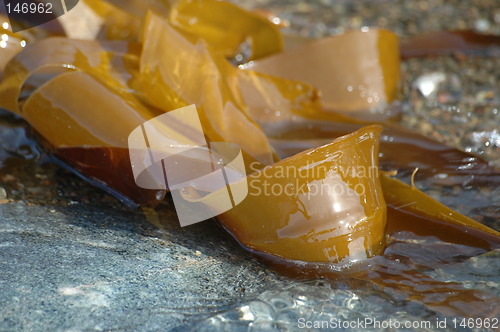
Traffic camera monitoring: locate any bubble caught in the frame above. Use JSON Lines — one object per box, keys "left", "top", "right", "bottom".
{"left": 156, "top": 190, "right": 166, "bottom": 200}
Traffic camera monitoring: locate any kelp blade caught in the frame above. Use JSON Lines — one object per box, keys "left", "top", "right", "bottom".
{"left": 251, "top": 29, "right": 400, "bottom": 120}
{"left": 219, "top": 125, "right": 386, "bottom": 263}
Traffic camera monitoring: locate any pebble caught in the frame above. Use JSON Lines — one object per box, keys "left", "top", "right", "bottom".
{"left": 474, "top": 18, "right": 491, "bottom": 32}
{"left": 0, "top": 186, "right": 8, "bottom": 205}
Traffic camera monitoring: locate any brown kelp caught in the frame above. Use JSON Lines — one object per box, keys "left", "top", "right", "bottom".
{"left": 0, "top": 0, "right": 499, "bottom": 317}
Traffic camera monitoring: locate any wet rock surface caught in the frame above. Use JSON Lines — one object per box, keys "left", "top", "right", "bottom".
{"left": 0, "top": 200, "right": 287, "bottom": 331}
